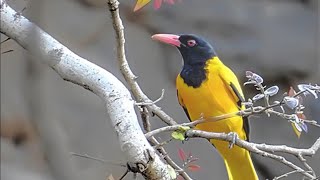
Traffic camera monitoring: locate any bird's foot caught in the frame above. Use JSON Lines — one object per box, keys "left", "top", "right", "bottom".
{"left": 183, "top": 134, "right": 190, "bottom": 143}
{"left": 227, "top": 132, "right": 238, "bottom": 149}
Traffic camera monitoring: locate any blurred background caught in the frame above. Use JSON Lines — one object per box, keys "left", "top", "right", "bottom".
{"left": 1, "top": 0, "right": 319, "bottom": 179}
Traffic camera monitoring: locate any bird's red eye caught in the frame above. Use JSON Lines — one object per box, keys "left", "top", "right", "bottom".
{"left": 187, "top": 39, "right": 196, "bottom": 47}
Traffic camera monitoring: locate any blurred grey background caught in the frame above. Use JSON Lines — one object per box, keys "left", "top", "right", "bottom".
{"left": 1, "top": 0, "right": 319, "bottom": 179}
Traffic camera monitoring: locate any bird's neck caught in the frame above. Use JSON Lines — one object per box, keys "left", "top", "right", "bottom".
{"left": 180, "top": 61, "right": 209, "bottom": 88}
{"left": 180, "top": 56, "right": 222, "bottom": 88}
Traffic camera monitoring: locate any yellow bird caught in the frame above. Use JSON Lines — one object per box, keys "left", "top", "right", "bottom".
{"left": 152, "top": 34, "right": 258, "bottom": 180}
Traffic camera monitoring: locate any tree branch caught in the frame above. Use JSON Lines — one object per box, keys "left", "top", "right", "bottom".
{"left": 186, "top": 130, "right": 319, "bottom": 179}
{"left": 0, "top": 1, "right": 172, "bottom": 179}
{"left": 107, "top": 0, "right": 177, "bottom": 126}
{"left": 273, "top": 170, "right": 302, "bottom": 180}
{"left": 107, "top": 1, "right": 194, "bottom": 179}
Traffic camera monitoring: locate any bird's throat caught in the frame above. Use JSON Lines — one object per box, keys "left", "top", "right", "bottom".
{"left": 180, "top": 63, "right": 207, "bottom": 88}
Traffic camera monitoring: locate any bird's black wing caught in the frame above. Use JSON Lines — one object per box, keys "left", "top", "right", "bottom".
{"left": 230, "top": 82, "right": 250, "bottom": 141}
{"left": 177, "top": 90, "right": 191, "bottom": 121}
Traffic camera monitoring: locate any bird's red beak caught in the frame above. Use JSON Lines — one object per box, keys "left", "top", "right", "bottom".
{"left": 151, "top": 34, "right": 181, "bottom": 47}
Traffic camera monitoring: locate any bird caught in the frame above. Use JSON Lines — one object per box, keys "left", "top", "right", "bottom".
{"left": 152, "top": 34, "right": 258, "bottom": 180}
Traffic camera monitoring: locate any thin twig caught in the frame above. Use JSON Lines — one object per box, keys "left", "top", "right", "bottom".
{"left": 70, "top": 152, "right": 126, "bottom": 167}
{"left": 258, "top": 152, "right": 313, "bottom": 179}
{"left": 145, "top": 108, "right": 318, "bottom": 139}
{"left": 149, "top": 137, "right": 193, "bottom": 180}
{"left": 302, "top": 119, "right": 320, "bottom": 128}
{"left": 71, "top": 152, "right": 107, "bottom": 163}
{"left": 135, "top": 89, "right": 165, "bottom": 106}
{"left": 147, "top": 124, "right": 320, "bottom": 156}
{"left": 140, "top": 106, "right": 152, "bottom": 132}
{"left": 146, "top": 125, "right": 189, "bottom": 139}
{"left": 153, "top": 138, "right": 173, "bottom": 149}
{"left": 107, "top": 0, "right": 176, "bottom": 126}
{"left": 298, "top": 154, "right": 316, "bottom": 178}
{"left": 273, "top": 170, "right": 301, "bottom": 180}
{"left": 119, "top": 169, "right": 129, "bottom": 180}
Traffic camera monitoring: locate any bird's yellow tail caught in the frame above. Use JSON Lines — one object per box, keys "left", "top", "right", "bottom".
{"left": 211, "top": 139, "right": 258, "bottom": 180}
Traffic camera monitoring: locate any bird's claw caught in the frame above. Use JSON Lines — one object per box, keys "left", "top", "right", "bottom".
{"left": 183, "top": 135, "right": 190, "bottom": 143}
{"left": 228, "top": 132, "right": 238, "bottom": 149}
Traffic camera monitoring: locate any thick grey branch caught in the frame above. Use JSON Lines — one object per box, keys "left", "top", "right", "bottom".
{"left": 0, "top": 1, "right": 171, "bottom": 179}
{"left": 107, "top": 1, "right": 191, "bottom": 178}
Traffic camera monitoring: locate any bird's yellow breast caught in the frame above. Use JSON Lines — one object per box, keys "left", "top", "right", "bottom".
{"left": 176, "top": 57, "right": 244, "bottom": 135}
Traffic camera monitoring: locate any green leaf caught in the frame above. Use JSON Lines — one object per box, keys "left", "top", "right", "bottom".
{"left": 167, "top": 165, "right": 177, "bottom": 179}
{"left": 134, "top": 0, "right": 151, "bottom": 12}
{"left": 178, "top": 125, "right": 190, "bottom": 131}
{"left": 171, "top": 131, "right": 185, "bottom": 141}
{"left": 171, "top": 126, "right": 189, "bottom": 141}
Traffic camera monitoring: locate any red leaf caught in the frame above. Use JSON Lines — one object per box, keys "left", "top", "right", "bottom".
{"left": 297, "top": 113, "right": 306, "bottom": 120}
{"left": 153, "top": 0, "right": 162, "bottom": 10}
{"left": 288, "top": 86, "right": 296, "bottom": 97}
{"left": 289, "top": 86, "right": 303, "bottom": 104}
{"left": 187, "top": 164, "right": 201, "bottom": 172}
{"left": 177, "top": 175, "right": 185, "bottom": 180}
{"left": 178, "top": 147, "right": 186, "bottom": 161}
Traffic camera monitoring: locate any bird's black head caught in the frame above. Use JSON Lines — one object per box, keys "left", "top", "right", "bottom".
{"left": 152, "top": 34, "right": 216, "bottom": 66}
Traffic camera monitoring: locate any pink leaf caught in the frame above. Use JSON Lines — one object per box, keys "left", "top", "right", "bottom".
{"left": 288, "top": 86, "right": 296, "bottom": 97}
{"left": 178, "top": 147, "right": 186, "bottom": 161}
{"left": 177, "top": 175, "right": 185, "bottom": 180}
{"left": 187, "top": 164, "right": 201, "bottom": 172}
{"left": 153, "top": 0, "right": 162, "bottom": 10}
{"left": 297, "top": 113, "right": 306, "bottom": 120}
